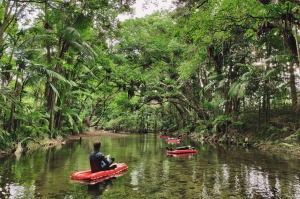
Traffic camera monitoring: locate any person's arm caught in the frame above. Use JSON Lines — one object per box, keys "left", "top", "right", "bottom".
{"left": 97, "top": 153, "right": 110, "bottom": 169}
{"left": 102, "top": 156, "right": 110, "bottom": 169}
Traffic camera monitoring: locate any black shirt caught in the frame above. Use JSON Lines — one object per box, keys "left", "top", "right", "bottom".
{"left": 89, "top": 151, "right": 110, "bottom": 173}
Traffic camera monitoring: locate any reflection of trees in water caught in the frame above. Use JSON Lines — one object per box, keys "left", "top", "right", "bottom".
{"left": 198, "top": 160, "right": 300, "bottom": 198}
{"left": 87, "top": 177, "right": 115, "bottom": 197}
{"left": 185, "top": 139, "right": 300, "bottom": 198}
{"left": 2, "top": 135, "right": 300, "bottom": 198}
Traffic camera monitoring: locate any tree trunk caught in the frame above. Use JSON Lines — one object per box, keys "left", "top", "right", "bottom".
{"left": 282, "top": 21, "right": 299, "bottom": 113}
{"left": 53, "top": 42, "right": 69, "bottom": 130}
{"left": 289, "top": 62, "right": 298, "bottom": 113}
{"left": 55, "top": 98, "right": 62, "bottom": 131}
{"left": 7, "top": 76, "right": 21, "bottom": 133}
{"left": 0, "top": 1, "right": 25, "bottom": 60}
{"left": 0, "top": 1, "right": 13, "bottom": 60}
{"left": 258, "top": 99, "right": 261, "bottom": 131}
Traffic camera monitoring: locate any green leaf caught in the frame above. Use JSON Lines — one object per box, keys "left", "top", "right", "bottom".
{"left": 49, "top": 83, "right": 60, "bottom": 97}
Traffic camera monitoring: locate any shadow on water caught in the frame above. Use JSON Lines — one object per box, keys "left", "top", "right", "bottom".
{"left": 87, "top": 177, "right": 116, "bottom": 197}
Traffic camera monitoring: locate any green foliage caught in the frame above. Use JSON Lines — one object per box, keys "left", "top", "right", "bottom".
{"left": 195, "top": 125, "right": 210, "bottom": 137}
{"left": 212, "top": 115, "right": 228, "bottom": 134}
{"left": 0, "top": 0, "right": 299, "bottom": 149}
{"left": 228, "top": 82, "right": 247, "bottom": 98}
{"left": 231, "top": 121, "right": 245, "bottom": 127}
{"left": 0, "top": 129, "right": 11, "bottom": 149}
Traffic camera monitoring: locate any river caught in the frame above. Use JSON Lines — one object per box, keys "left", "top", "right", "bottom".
{"left": 0, "top": 134, "right": 300, "bottom": 199}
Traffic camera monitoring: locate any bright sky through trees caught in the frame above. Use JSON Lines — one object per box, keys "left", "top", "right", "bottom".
{"left": 119, "top": 0, "right": 174, "bottom": 21}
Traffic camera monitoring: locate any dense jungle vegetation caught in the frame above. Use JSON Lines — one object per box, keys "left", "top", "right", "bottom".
{"left": 1, "top": 0, "right": 300, "bottom": 151}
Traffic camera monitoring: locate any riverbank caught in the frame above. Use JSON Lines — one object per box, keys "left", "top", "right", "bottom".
{"left": 256, "top": 141, "right": 300, "bottom": 158}
{"left": 2, "top": 130, "right": 300, "bottom": 159}
{"left": 189, "top": 131, "right": 300, "bottom": 159}
{"left": 0, "top": 130, "right": 127, "bottom": 159}
{"left": 68, "top": 130, "right": 128, "bottom": 140}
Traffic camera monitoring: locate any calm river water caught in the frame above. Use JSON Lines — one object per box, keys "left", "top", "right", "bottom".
{"left": 1, "top": 134, "right": 300, "bottom": 199}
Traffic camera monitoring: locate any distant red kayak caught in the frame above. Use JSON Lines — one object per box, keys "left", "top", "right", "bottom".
{"left": 71, "top": 163, "right": 128, "bottom": 181}
{"left": 166, "top": 138, "right": 181, "bottom": 143}
{"left": 167, "top": 149, "right": 197, "bottom": 154}
{"left": 159, "top": 135, "right": 170, "bottom": 139}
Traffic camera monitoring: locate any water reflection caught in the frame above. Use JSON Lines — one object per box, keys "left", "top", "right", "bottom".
{"left": 162, "top": 159, "right": 170, "bottom": 178}
{"left": 131, "top": 161, "right": 148, "bottom": 191}
{"left": 87, "top": 178, "right": 116, "bottom": 197}
{"left": 245, "top": 166, "right": 272, "bottom": 198}
{"left": 167, "top": 153, "right": 196, "bottom": 158}
{"left": 2, "top": 183, "right": 35, "bottom": 198}
{"left": 194, "top": 157, "right": 300, "bottom": 198}
{"left": 292, "top": 176, "right": 300, "bottom": 199}
{"left": 1, "top": 135, "right": 300, "bottom": 198}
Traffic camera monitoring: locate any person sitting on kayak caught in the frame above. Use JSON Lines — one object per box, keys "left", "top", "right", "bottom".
{"left": 90, "top": 141, "right": 115, "bottom": 173}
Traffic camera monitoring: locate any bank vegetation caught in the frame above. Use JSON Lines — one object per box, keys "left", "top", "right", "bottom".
{"left": 1, "top": 0, "right": 300, "bottom": 156}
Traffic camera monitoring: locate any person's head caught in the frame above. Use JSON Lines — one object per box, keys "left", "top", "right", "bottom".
{"left": 93, "top": 141, "right": 101, "bottom": 151}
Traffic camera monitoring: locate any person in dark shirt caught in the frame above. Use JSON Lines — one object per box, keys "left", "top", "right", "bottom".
{"left": 90, "top": 141, "right": 115, "bottom": 173}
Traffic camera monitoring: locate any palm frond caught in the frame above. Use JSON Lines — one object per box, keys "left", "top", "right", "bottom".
{"left": 49, "top": 83, "right": 60, "bottom": 97}
{"left": 238, "top": 82, "right": 247, "bottom": 98}
{"left": 265, "top": 69, "right": 276, "bottom": 79}
{"left": 45, "top": 69, "right": 73, "bottom": 86}
{"left": 241, "top": 71, "right": 251, "bottom": 81}
{"left": 71, "top": 41, "right": 95, "bottom": 60}
{"left": 22, "top": 34, "right": 57, "bottom": 46}
{"left": 62, "top": 27, "right": 81, "bottom": 41}
{"left": 228, "top": 82, "right": 239, "bottom": 98}
{"left": 204, "top": 80, "right": 216, "bottom": 91}
{"left": 82, "top": 41, "right": 97, "bottom": 57}
{"left": 0, "top": 87, "right": 17, "bottom": 103}
{"left": 228, "top": 81, "right": 249, "bottom": 98}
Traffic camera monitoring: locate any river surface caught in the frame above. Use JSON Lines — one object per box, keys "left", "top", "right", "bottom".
{"left": 1, "top": 134, "right": 300, "bottom": 199}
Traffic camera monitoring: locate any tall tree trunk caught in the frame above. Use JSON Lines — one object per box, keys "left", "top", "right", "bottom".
{"left": 0, "top": 1, "right": 13, "bottom": 60}
{"left": 283, "top": 21, "right": 299, "bottom": 113}
{"left": 289, "top": 62, "right": 298, "bottom": 113}
{"left": 264, "top": 40, "right": 271, "bottom": 122}
{"left": 258, "top": 98, "right": 261, "bottom": 131}
{"left": 53, "top": 42, "right": 69, "bottom": 131}
{"left": 225, "top": 64, "right": 233, "bottom": 115}
{"left": 7, "top": 75, "right": 21, "bottom": 133}
{"left": 42, "top": 1, "right": 55, "bottom": 137}
{"left": 0, "top": 1, "right": 25, "bottom": 60}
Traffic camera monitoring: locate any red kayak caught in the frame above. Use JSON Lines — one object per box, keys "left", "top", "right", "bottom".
{"left": 166, "top": 138, "right": 181, "bottom": 143}
{"left": 72, "top": 170, "right": 127, "bottom": 185}
{"left": 71, "top": 163, "right": 128, "bottom": 181}
{"left": 167, "top": 149, "right": 197, "bottom": 154}
{"left": 159, "top": 135, "right": 170, "bottom": 139}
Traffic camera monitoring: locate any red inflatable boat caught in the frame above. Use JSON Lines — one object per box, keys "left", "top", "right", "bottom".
{"left": 166, "top": 138, "right": 182, "bottom": 143}
{"left": 167, "top": 149, "right": 197, "bottom": 154}
{"left": 166, "top": 146, "right": 197, "bottom": 154}
{"left": 71, "top": 163, "right": 128, "bottom": 181}
{"left": 159, "top": 135, "right": 170, "bottom": 139}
